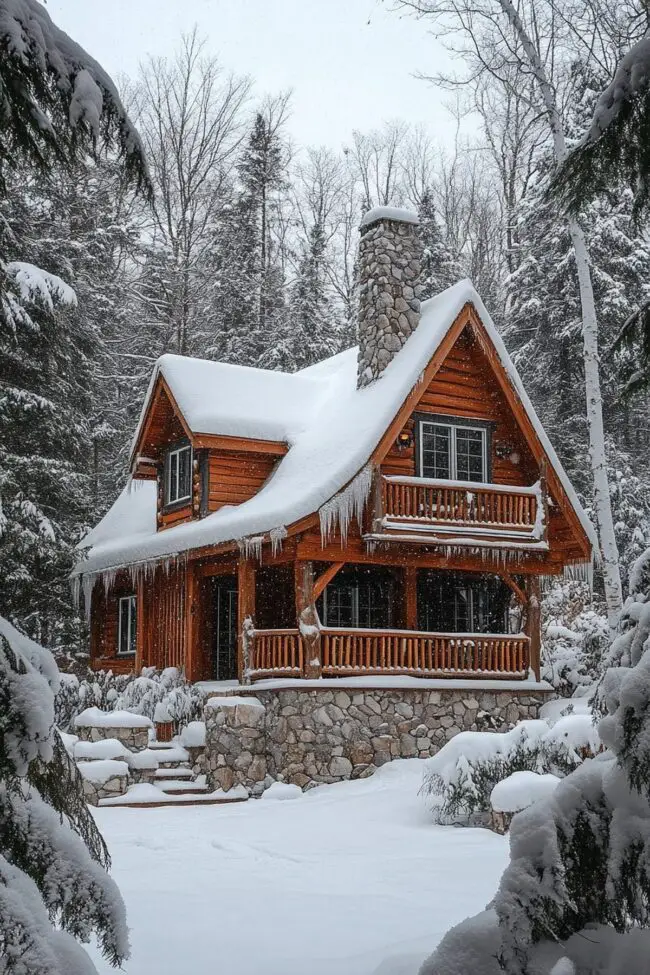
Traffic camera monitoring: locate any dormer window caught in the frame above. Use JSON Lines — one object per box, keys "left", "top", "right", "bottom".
{"left": 417, "top": 415, "right": 492, "bottom": 483}
{"left": 165, "top": 443, "right": 192, "bottom": 505}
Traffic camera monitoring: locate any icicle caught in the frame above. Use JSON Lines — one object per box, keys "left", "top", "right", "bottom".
{"left": 70, "top": 574, "right": 81, "bottom": 611}
{"left": 239, "top": 535, "right": 264, "bottom": 561}
{"left": 269, "top": 526, "right": 288, "bottom": 557}
{"left": 319, "top": 464, "right": 373, "bottom": 545}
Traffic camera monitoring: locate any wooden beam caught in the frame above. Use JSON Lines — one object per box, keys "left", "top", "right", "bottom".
{"left": 500, "top": 571, "right": 528, "bottom": 607}
{"left": 295, "top": 561, "right": 321, "bottom": 679}
{"left": 404, "top": 565, "right": 418, "bottom": 630}
{"left": 237, "top": 560, "right": 256, "bottom": 683}
{"left": 192, "top": 433, "right": 288, "bottom": 455}
{"left": 313, "top": 562, "right": 345, "bottom": 602}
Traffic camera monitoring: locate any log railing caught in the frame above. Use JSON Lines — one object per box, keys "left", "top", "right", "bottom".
{"left": 248, "top": 628, "right": 304, "bottom": 679}
{"left": 247, "top": 627, "right": 530, "bottom": 680}
{"left": 320, "top": 629, "right": 529, "bottom": 678}
{"left": 379, "top": 476, "right": 542, "bottom": 536}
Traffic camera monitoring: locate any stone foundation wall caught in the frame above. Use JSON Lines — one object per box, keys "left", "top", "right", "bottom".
{"left": 202, "top": 685, "right": 549, "bottom": 795}
{"left": 75, "top": 724, "right": 149, "bottom": 750}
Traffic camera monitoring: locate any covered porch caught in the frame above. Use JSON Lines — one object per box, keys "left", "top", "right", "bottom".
{"left": 210, "top": 559, "right": 541, "bottom": 685}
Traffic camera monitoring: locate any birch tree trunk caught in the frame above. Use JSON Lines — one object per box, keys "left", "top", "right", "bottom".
{"left": 498, "top": 0, "right": 623, "bottom": 623}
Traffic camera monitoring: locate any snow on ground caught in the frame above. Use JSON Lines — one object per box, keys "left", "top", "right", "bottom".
{"left": 89, "top": 758, "right": 508, "bottom": 975}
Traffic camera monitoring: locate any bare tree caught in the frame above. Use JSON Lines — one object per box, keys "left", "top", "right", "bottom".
{"left": 397, "top": 0, "right": 623, "bottom": 620}
{"left": 129, "top": 29, "right": 252, "bottom": 354}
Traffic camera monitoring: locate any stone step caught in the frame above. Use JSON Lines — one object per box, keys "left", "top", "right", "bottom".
{"left": 98, "top": 793, "right": 247, "bottom": 808}
{"left": 154, "top": 777, "right": 208, "bottom": 795}
{"left": 154, "top": 766, "right": 193, "bottom": 780}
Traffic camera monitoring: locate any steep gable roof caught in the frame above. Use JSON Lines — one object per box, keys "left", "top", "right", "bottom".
{"left": 75, "top": 279, "right": 596, "bottom": 579}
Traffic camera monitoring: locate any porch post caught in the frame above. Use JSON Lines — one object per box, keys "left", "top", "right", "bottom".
{"left": 184, "top": 562, "right": 201, "bottom": 683}
{"left": 525, "top": 576, "right": 542, "bottom": 681}
{"left": 295, "top": 560, "right": 321, "bottom": 679}
{"left": 404, "top": 565, "right": 418, "bottom": 630}
{"left": 135, "top": 577, "right": 145, "bottom": 673}
{"left": 237, "top": 559, "right": 256, "bottom": 684}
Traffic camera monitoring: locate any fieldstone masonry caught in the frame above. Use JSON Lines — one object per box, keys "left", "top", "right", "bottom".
{"left": 75, "top": 723, "right": 149, "bottom": 750}
{"left": 202, "top": 685, "right": 549, "bottom": 795}
{"left": 356, "top": 207, "right": 423, "bottom": 387}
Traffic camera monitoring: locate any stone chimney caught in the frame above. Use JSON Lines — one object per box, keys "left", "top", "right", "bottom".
{"left": 356, "top": 206, "right": 422, "bottom": 388}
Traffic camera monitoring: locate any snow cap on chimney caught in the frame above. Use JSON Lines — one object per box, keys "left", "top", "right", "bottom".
{"left": 357, "top": 206, "right": 422, "bottom": 388}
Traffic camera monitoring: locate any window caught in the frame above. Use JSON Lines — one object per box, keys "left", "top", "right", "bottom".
{"left": 117, "top": 595, "right": 137, "bottom": 656}
{"left": 417, "top": 571, "right": 510, "bottom": 634}
{"left": 319, "top": 567, "right": 394, "bottom": 629}
{"left": 419, "top": 418, "right": 488, "bottom": 483}
{"left": 165, "top": 444, "right": 192, "bottom": 505}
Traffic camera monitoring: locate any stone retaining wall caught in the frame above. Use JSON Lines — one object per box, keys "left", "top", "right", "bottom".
{"left": 202, "top": 685, "right": 550, "bottom": 795}
{"left": 75, "top": 723, "right": 149, "bottom": 750}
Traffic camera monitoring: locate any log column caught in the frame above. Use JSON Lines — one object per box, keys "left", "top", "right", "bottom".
{"left": 404, "top": 565, "right": 418, "bottom": 630}
{"left": 295, "top": 560, "right": 321, "bottom": 679}
{"left": 184, "top": 562, "right": 201, "bottom": 682}
{"left": 525, "top": 576, "right": 542, "bottom": 681}
{"left": 237, "top": 559, "right": 256, "bottom": 684}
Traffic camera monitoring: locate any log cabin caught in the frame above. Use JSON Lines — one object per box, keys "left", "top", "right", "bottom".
{"left": 73, "top": 206, "right": 595, "bottom": 689}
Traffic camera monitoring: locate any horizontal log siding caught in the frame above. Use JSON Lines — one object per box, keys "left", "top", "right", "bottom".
{"left": 90, "top": 573, "right": 137, "bottom": 673}
{"left": 207, "top": 451, "right": 277, "bottom": 512}
{"left": 382, "top": 328, "right": 536, "bottom": 487}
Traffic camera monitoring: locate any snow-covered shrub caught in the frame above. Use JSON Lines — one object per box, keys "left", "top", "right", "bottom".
{"left": 0, "top": 615, "right": 128, "bottom": 972}
{"left": 424, "top": 706, "right": 595, "bottom": 825}
{"left": 541, "top": 581, "right": 608, "bottom": 696}
{"left": 55, "top": 666, "right": 204, "bottom": 732}
{"left": 422, "top": 552, "right": 650, "bottom": 974}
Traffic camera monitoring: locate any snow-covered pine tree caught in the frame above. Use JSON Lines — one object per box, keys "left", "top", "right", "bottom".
{"left": 417, "top": 187, "right": 462, "bottom": 300}
{"left": 0, "top": 0, "right": 148, "bottom": 213}
{"left": 504, "top": 65, "right": 650, "bottom": 502}
{"left": 424, "top": 547, "right": 650, "bottom": 973}
{"left": 217, "top": 98, "right": 291, "bottom": 366}
{"left": 0, "top": 613, "right": 129, "bottom": 973}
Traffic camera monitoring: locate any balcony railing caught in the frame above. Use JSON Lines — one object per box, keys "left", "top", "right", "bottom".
{"left": 247, "top": 628, "right": 303, "bottom": 679}
{"left": 247, "top": 627, "right": 530, "bottom": 682}
{"left": 372, "top": 475, "right": 544, "bottom": 540}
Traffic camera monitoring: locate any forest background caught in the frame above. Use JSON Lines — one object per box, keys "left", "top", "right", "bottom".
{"left": 3, "top": 7, "right": 650, "bottom": 665}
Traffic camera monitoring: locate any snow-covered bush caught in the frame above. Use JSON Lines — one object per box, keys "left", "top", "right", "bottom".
{"left": 55, "top": 666, "right": 203, "bottom": 731}
{"left": 424, "top": 705, "right": 596, "bottom": 825}
{"left": 0, "top": 614, "right": 128, "bottom": 973}
{"left": 422, "top": 552, "right": 650, "bottom": 974}
{"left": 541, "top": 581, "right": 608, "bottom": 696}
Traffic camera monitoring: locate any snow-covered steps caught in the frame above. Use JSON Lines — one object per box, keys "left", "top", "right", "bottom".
{"left": 155, "top": 776, "right": 209, "bottom": 795}
{"left": 146, "top": 742, "right": 190, "bottom": 765}
{"left": 98, "top": 783, "right": 248, "bottom": 808}
{"left": 154, "top": 766, "right": 194, "bottom": 780}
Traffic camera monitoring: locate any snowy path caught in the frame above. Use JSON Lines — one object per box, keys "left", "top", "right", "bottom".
{"left": 90, "top": 759, "right": 507, "bottom": 975}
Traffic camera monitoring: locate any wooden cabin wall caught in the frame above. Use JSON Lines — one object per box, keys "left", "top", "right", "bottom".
{"left": 381, "top": 327, "right": 536, "bottom": 487}
{"left": 206, "top": 451, "right": 277, "bottom": 513}
{"left": 89, "top": 573, "right": 138, "bottom": 674}
{"left": 141, "top": 563, "right": 187, "bottom": 671}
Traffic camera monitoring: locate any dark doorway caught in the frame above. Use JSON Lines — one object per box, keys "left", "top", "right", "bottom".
{"left": 211, "top": 575, "right": 238, "bottom": 680}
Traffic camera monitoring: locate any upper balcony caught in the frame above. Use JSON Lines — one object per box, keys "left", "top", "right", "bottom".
{"left": 366, "top": 474, "right": 546, "bottom": 548}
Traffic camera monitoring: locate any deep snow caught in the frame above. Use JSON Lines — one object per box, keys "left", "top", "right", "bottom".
{"left": 89, "top": 758, "right": 508, "bottom": 975}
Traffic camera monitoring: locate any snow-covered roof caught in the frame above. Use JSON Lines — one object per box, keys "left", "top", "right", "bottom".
{"left": 76, "top": 279, "right": 596, "bottom": 579}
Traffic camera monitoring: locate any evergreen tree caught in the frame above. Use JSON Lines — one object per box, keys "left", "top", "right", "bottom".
{"left": 0, "top": 614, "right": 128, "bottom": 973}
{"left": 423, "top": 551, "right": 650, "bottom": 973}
{"left": 417, "top": 187, "right": 462, "bottom": 299}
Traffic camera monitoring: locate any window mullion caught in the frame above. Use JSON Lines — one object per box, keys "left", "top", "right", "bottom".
{"left": 450, "top": 426, "right": 457, "bottom": 480}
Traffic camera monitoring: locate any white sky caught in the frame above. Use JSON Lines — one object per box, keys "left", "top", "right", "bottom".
{"left": 48, "top": 0, "right": 468, "bottom": 151}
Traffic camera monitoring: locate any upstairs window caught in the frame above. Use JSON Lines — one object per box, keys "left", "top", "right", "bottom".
{"left": 165, "top": 443, "right": 192, "bottom": 505}
{"left": 418, "top": 417, "right": 490, "bottom": 483}
{"left": 117, "top": 594, "right": 137, "bottom": 656}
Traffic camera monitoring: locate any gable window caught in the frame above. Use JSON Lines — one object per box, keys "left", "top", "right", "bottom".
{"left": 165, "top": 443, "right": 192, "bottom": 505}
{"left": 117, "top": 594, "right": 137, "bottom": 656}
{"left": 418, "top": 417, "right": 490, "bottom": 483}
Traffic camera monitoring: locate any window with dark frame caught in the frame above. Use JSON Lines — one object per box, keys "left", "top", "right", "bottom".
{"left": 165, "top": 443, "right": 192, "bottom": 505}
{"left": 117, "top": 594, "right": 137, "bottom": 656}
{"left": 418, "top": 418, "right": 489, "bottom": 483}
